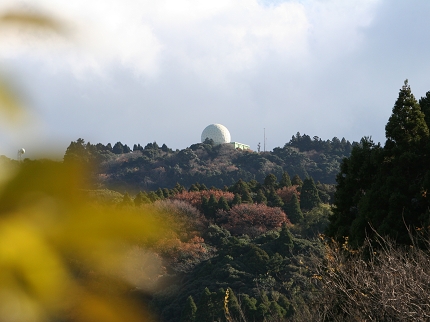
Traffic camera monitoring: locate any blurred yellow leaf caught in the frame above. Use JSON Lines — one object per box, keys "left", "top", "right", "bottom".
{"left": 0, "top": 75, "right": 24, "bottom": 121}
{"left": 0, "top": 11, "right": 65, "bottom": 33}
{"left": 0, "top": 161, "right": 169, "bottom": 321}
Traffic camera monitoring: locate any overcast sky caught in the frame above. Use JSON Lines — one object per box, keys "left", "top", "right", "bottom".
{"left": 1, "top": 0, "right": 430, "bottom": 159}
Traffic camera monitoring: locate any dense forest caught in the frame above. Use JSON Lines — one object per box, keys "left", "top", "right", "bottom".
{"left": 86, "top": 171, "right": 330, "bottom": 321}
{"left": 63, "top": 133, "right": 354, "bottom": 192}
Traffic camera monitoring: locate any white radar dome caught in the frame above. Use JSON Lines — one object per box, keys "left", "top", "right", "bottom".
{"left": 201, "top": 124, "right": 231, "bottom": 145}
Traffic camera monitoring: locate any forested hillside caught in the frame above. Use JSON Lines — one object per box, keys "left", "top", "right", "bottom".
{"left": 86, "top": 170, "right": 331, "bottom": 321}
{"left": 64, "top": 133, "right": 354, "bottom": 192}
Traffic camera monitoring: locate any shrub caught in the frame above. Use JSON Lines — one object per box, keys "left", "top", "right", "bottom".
{"left": 219, "top": 203, "right": 289, "bottom": 237}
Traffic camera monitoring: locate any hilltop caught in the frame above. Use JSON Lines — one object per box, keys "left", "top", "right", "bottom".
{"left": 64, "top": 133, "right": 354, "bottom": 192}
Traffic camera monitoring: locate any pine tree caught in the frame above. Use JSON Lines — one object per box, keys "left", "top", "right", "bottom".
{"left": 276, "top": 223, "right": 294, "bottom": 256}
{"left": 300, "top": 177, "right": 321, "bottom": 211}
{"left": 217, "top": 196, "right": 230, "bottom": 211}
{"left": 242, "top": 190, "right": 253, "bottom": 203}
{"left": 419, "top": 91, "right": 430, "bottom": 129}
{"left": 195, "top": 288, "right": 216, "bottom": 322}
{"left": 231, "top": 179, "right": 250, "bottom": 195}
{"left": 255, "top": 189, "right": 267, "bottom": 205}
{"left": 232, "top": 193, "right": 242, "bottom": 206}
{"left": 174, "top": 182, "right": 185, "bottom": 194}
{"left": 156, "top": 188, "right": 164, "bottom": 199}
{"left": 112, "top": 142, "right": 124, "bottom": 154}
{"left": 189, "top": 184, "right": 199, "bottom": 192}
{"left": 385, "top": 79, "right": 429, "bottom": 151}
{"left": 264, "top": 174, "right": 278, "bottom": 188}
{"left": 181, "top": 296, "right": 197, "bottom": 322}
{"left": 226, "top": 288, "right": 241, "bottom": 321}
{"left": 326, "top": 137, "right": 382, "bottom": 243}
{"left": 134, "top": 191, "right": 150, "bottom": 206}
{"left": 120, "top": 192, "right": 133, "bottom": 207}
{"left": 291, "top": 174, "right": 303, "bottom": 187}
{"left": 207, "top": 194, "right": 218, "bottom": 218}
{"left": 280, "top": 171, "right": 292, "bottom": 187}
{"left": 283, "top": 193, "right": 303, "bottom": 224}
{"left": 267, "top": 187, "right": 284, "bottom": 208}
{"left": 201, "top": 196, "right": 209, "bottom": 213}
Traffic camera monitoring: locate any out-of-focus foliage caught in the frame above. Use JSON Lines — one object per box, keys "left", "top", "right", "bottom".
{"left": 0, "top": 160, "right": 169, "bottom": 321}
{"left": 0, "top": 10, "right": 65, "bottom": 32}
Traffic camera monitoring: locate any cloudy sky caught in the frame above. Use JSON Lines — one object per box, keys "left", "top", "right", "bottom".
{"left": 1, "top": 0, "right": 430, "bottom": 158}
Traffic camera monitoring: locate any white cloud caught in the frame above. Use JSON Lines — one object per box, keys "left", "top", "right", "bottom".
{"left": 0, "top": 0, "right": 380, "bottom": 80}
{"left": 7, "top": 0, "right": 427, "bottom": 158}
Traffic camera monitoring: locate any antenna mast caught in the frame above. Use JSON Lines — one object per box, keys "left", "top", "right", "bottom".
{"left": 264, "top": 128, "right": 266, "bottom": 153}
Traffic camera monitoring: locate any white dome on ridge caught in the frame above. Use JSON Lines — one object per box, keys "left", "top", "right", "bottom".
{"left": 201, "top": 124, "right": 231, "bottom": 145}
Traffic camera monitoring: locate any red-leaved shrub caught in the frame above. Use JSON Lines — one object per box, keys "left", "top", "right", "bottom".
{"left": 218, "top": 203, "right": 289, "bottom": 237}
{"left": 277, "top": 185, "right": 300, "bottom": 204}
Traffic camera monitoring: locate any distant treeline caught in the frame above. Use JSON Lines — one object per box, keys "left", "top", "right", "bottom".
{"left": 64, "top": 133, "right": 355, "bottom": 192}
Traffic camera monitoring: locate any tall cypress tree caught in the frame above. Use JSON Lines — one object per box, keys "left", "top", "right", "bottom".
{"left": 327, "top": 81, "right": 430, "bottom": 245}
{"left": 300, "top": 177, "right": 321, "bottom": 211}
{"left": 284, "top": 193, "right": 303, "bottom": 224}
{"left": 267, "top": 187, "right": 284, "bottom": 208}
{"left": 217, "top": 196, "right": 230, "bottom": 211}
{"left": 327, "top": 137, "right": 382, "bottom": 243}
{"left": 385, "top": 79, "right": 429, "bottom": 152}
{"left": 419, "top": 90, "right": 430, "bottom": 130}
{"left": 291, "top": 174, "right": 303, "bottom": 187}
{"left": 255, "top": 189, "right": 268, "bottom": 205}
{"left": 181, "top": 296, "right": 197, "bottom": 322}
{"left": 374, "top": 80, "right": 430, "bottom": 242}
{"left": 280, "top": 171, "right": 292, "bottom": 187}
{"left": 206, "top": 194, "right": 218, "bottom": 218}
{"left": 264, "top": 174, "right": 278, "bottom": 188}
{"left": 195, "top": 288, "right": 216, "bottom": 322}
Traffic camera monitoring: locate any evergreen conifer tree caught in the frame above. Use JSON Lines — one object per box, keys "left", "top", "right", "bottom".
{"left": 300, "top": 177, "right": 321, "bottom": 211}
{"left": 267, "top": 187, "right": 284, "bottom": 208}
{"left": 225, "top": 288, "right": 241, "bottom": 321}
{"left": 231, "top": 179, "right": 250, "bottom": 195}
{"left": 112, "top": 142, "right": 124, "bottom": 154}
{"left": 120, "top": 192, "right": 133, "bottom": 207}
{"left": 207, "top": 194, "right": 218, "bottom": 218}
{"left": 419, "top": 91, "right": 430, "bottom": 129}
{"left": 264, "top": 174, "right": 278, "bottom": 188}
{"left": 217, "top": 196, "right": 230, "bottom": 211}
{"left": 242, "top": 190, "right": 253, "bottom": 203}
{"left": 255, "top": 189, "right": 267, "bottom": 205}
{"left": 385, "top": 80, "right": 429, "bottom": 150}
{"left": 156, "top": 188, "right": 164, "bottom": 199}
{"left": 232, "top": 194, "right": 242, "bottom": 206}
{"left": 195, "top": 288, "right": 215, "bottom": 322}
{"left": 180, "top": 296, "right": 197, "bottom": 322}
{"left": 134, "top": 191, "right": 150, "bottom": 206}
{"left": 280, "top": 171, "right": 292, "bottom": 187}
{"left": 291, "top": 174, "right": 303, "bottom": 187}
{"left": 174, "top": 182, "right": 185, "bottom": 193}
{"left": 283, "top": 193, "right": 303, "bottom": 224}
{"left": 201, "top": 196, "right": 209, "bottom": 213}
{"left": 189, "top": 184, "right": 199, "bottom": 192}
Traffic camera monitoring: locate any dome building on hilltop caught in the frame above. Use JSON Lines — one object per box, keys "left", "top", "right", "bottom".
{"left": 201, "top": 124, "right": 250, "bottom": 150}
